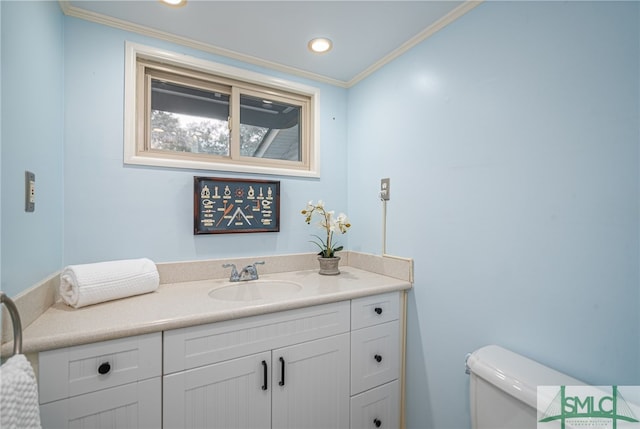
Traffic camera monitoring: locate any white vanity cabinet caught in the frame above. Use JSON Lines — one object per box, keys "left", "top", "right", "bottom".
{"left": 350, "top": 292, "right": 402, "bottom": 429}
{"left": 36, "top": 291, "right": 405, "bottom": 429}
{"left": 38, "top": 332, "right": 162, "bottom": 428}
{"left": 162, "top": 300, "right": 351, "bottom": 429}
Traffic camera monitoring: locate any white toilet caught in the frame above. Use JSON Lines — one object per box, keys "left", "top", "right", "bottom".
{"left": 466, "top": 345, "right": 582, "bottom": 429}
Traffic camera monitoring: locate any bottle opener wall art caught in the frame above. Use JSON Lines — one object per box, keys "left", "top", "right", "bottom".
{"left": 194, "top": 177, "right": 280, "bottom": 234}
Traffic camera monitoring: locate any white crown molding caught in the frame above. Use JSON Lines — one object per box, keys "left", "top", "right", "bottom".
{"left": 58, "top": 0, "right": 481, "bottom": 89}
{"left": 58, "top": 0, "right": 348, "bottom": 88}
{"left": 347, "top": 1, "right": 484, "bottom": 87}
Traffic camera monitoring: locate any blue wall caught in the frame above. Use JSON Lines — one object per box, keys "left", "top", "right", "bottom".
{"left": 347, "top": 2, "right": 639, "bottom": 428}
{"left": 1, "top": 1, "right": 64, "bottom": 297}
{"left": 62, "top": 17, "right": 349, "bottom": 265}
{"left": 1, "top": 2, "right": 639, "bottom": 429}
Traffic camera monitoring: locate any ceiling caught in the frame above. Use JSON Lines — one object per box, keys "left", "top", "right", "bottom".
{"left": 61, "top": 1, "right": 480, "bottom": 87}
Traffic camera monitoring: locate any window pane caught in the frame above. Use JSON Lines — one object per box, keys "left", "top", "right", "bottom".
{"left": 150, "top": 79, "right": 230, "bottom": 155}
{"left": 130, "top": 50, "right": 317, "bottom": 176}
{"left": 239, "top": 94, "right": 301, "bottom": 161}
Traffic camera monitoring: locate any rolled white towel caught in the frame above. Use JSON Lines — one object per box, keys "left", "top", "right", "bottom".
{"left": 59, "top": 258, "right": 159, "bottom": 308}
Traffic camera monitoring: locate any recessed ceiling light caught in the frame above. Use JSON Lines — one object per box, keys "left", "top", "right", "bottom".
{"left": 308, "top": 38, "right": 333, "bottom": 54}
{"left": 160, "top": 0, "right": 187, "bottom": 7}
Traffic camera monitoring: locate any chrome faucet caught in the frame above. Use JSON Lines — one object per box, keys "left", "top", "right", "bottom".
{"left": 239, "top": 261, "right": 265, "bottom": 281}
{"left": 223, "top": 261, "right": 265, "bottom": 282}
{"left": 222, "top": 263, "right": 240, "bottom": 281}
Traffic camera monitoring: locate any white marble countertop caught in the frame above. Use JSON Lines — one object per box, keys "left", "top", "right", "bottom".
{"left": 15, "top": 266, "right": 411, "bottom": 354}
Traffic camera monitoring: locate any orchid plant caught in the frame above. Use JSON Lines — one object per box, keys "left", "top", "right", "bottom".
{"left": 301, "top": 200, "right": 351, "bottom": 258}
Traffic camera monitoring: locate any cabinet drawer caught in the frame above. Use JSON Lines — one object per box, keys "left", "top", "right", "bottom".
{"left": 351, "top": 321, "right": 400, "bottom": 395}
{"left": 164, "top": 300, "right": 350, "bottom": 373}
{"left": 39, "top": 332, "right": 162, "bottom": 404}
{"left": 350, "top": 380, "right": 400, "bottom": 429}
{"left": 39, "top": 377, "right": 161, "bottom": 429}
{"left": 351, "top": 292, "right": 399, "bottom": 330}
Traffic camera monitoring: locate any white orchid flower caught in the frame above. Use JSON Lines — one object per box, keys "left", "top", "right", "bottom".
{"left": 336, "top": 213, "right": 351, "bottom": 233}
{"left": 301, "top": 200, "right": 350, "bottom": 258}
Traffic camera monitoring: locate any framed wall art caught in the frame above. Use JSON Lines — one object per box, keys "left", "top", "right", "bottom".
{"left": 194, "top": 177, "right": 280, "bottom": 234}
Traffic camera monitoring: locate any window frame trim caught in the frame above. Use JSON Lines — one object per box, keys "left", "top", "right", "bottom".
{"left": 124, "top": 41, "right": 320, "bottom": 178}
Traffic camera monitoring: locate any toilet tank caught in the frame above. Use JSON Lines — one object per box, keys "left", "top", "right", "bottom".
{"left": 466, "top": 345, "right": 582, "bottom": 429}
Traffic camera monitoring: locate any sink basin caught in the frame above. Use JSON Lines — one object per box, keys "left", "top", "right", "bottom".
{"left": 208, "top": 280, "right": 302, "bottom": 302}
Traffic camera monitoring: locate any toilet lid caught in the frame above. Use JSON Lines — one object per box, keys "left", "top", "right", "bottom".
{"left": 467, "top": 345, "right": 584, "bottom": 408}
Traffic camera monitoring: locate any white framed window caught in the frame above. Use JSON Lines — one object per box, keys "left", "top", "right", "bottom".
{"left": 124, "top": 42, "right": 320, "bottom": 177}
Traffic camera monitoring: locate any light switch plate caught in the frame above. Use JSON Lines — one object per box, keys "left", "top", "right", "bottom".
{"left": 25, "top": 171, "right": 35, "bottom": 212}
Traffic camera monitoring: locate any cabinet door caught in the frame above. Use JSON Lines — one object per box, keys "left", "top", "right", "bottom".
{"left": 39, "top": 377, "right": 161, "bottom": 429}
{"left": 272, "top": 333, "right": 350, "bottom": 429}
{"left": 163, "top": 351, "right": 271, "bottom": 429}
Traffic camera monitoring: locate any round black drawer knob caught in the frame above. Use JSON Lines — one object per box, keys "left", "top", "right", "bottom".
{"left": 98, "top": 362, "right": 111, "bottom": 375}
{"left": 374, "top": 354, "right": 383, "bottom": 363}
{"left": 374, "top": 418, "right": 382, "bottom": 427}
{"left": 374, "top": 307, "right": 383, "bottom": 315}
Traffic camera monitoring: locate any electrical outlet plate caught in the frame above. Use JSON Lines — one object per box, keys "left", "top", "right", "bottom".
{"left": 25, "top": 171, "right": 35, "bottom": 212}
{"left": 380, "top": 178, "right": 390, "bottom": 201}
